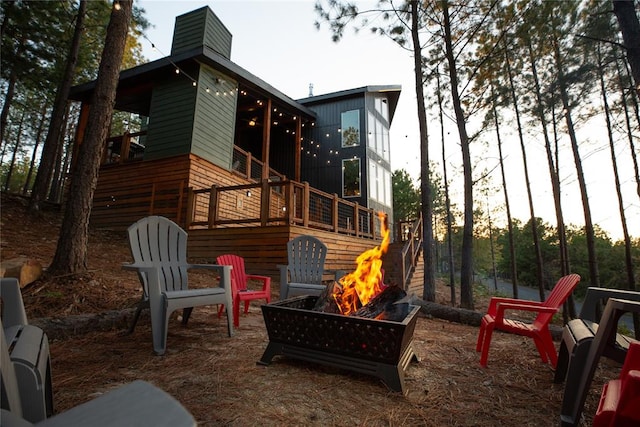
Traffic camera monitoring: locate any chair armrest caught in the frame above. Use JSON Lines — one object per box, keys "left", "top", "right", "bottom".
{"left": 246, "top": 274, "right": 271, "bottom": 291}
{"left": 187, "top": 264, "right": 233, "bottom": 291}
{"left": 494, "top": 302, "right": 557, "bottom": 322}
{"left": 580, "top": 287, "right": 640, "bottom": 322}
{"left": 488, "top": 296, "right": 543, "bottom": 316}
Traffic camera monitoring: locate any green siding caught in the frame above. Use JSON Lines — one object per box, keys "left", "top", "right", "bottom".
{"left": 145, "top": 75, "right": 198, "bottom": 160}
{"left": 171, "top": 7, "right": 232, "bottom": 59}
{"left": 191, "top": 65, "right": 237, "bottom": 169}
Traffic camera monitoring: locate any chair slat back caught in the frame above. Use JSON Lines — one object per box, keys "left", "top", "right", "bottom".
{"left": 217, "top": 254, "right": 247, "bottom": 292}
{"left": 534, "top": 273, "right": 581, "bottom": 327}
{"left": 287, "top": 235, "right": 327, "bottom": 285}
{"left": 128, "top": 216, "right": 190, "bottom": 297}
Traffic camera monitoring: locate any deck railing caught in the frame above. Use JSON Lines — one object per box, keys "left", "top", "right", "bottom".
{"left": 186, "top": 179, "right": 380, "bottom": 239}
{"left": 398, "top": 215, "right": 423, "bottom": 287}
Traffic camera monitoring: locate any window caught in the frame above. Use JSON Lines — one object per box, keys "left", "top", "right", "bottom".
{"left": 342, "top": 158, "right": 361, "bottom": 197}
{"left": 341, "top": 110, "right": 360, "bottom": 147}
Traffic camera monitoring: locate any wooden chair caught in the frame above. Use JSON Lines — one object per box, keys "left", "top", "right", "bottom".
{"left": 278, "top": 235, "right": 328, "bottom": 300}
{"left": 476, "top": 273, "right": 581, "bottom": 367}
{"left": 1, "top": 278, "right": 53, "bottom": 422}
{"left": 123, "top": 216, "right": 234, "bottom": 355}
{"left": 1, "top": 320, "right": 196, "bottom": 426}
{"left": 215, "top": 254, "right": 271, "bottom": 327}
{"left": 555, "top": 287, "right": 640, "bottom": 424}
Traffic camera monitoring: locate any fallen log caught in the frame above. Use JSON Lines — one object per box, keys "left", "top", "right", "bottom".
{"left": 0, "top": 257, "right": 43, "bottom": 287}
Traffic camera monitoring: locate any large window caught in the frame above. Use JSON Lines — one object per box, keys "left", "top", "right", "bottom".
{"left": 368, "top": 159, "right": 392, "bottom": 207}
{"left": 367, "top": 98, "right": 390, "bottom": 162}
{"left": 341, "top": 110, "right": 360, "bottom": 147}
{"left": 342, "top": 158, "right": 361, "bottom": 197}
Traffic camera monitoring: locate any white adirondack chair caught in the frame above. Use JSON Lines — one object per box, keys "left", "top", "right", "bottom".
{"left": 278, "top": 235, "right": 329, "bottom": 300}
{"left": 123, "top": 216, "right": 234, "bottom": 355}
{"left": 0, "top": 319, "right": 196, "bottom": 426}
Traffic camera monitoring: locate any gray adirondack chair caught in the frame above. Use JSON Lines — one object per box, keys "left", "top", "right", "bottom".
{"left": 278, "top": 235, "right": 329, "bottom": 300}
{"left": 1, "top": 278, "right": 53, "bottom": 423}
{"left": 0, "top": 319, "right": 196, "bottom": 426}
{"left": 123, "top": 216, "right": 234, "bottom": 355}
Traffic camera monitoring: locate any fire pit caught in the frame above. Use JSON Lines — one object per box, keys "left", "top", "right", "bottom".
{"left": 258, "top": 295, "right": 420, "bottom": 394}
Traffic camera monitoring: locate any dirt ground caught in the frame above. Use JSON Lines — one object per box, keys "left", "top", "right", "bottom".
{"left": 0, "top": 193, "right": 621, "bottom": 426}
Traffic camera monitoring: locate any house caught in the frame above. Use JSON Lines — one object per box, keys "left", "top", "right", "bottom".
{"left": 68, "top": 6, "right": 403, "bottom": 278}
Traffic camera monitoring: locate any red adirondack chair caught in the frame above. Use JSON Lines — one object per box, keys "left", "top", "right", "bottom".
{"left": 476, "top": 273, "right": 581, "bottom": 368}
{"left": 216, "top": 254, "right": 271, "bottom": 327}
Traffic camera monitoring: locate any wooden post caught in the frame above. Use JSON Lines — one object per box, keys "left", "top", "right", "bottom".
{"left": 176, "top": 179, "right": 184, "bottom": 225}
{"left": 285, "top": 180, "right": 293, "bottom": 224}
{"left": 295, "top": 116, "right": 302, "bottom": 182}
{"left": 302, "top": 182, "right": 310, "bottom": 227}
{"left": 245, "top": 152, "right": 252, "bottom": 179}
{"left": 262, "top": 99, "right": 272, "bottom": 180}
{"left": 209, "top": 185, "right": 218, "bottom": 228}
{"left": 260, "top": 179, "right": 270, "bottom": 226}
{"left": 332, "top": 194, "right": 339, "bottom": 232}
{"left": 186, "top": 187, "right": 195, "bottom": 229}
{"left": 354, "top": 203, "right": 360, "bottom": 238}
{"left": 120, "top": 131, "right": 131, "bottom": 163}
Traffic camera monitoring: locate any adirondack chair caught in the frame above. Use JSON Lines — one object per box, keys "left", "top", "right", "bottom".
{"left": 1, "top": 320, "right": 196, "bottom": 426}
{"left": 476, "top": 273, "right": 581, "bottom": 367}
{"left": 1, "top": 278, "right": 53, "bottom": 422}
{"left": 215, "top": 254, "right": 271, "bottom": 327}
{"left": 123, "top": 216, "right": 234, "bottom": 355}
{"left": 555, "top": 287, "right": 640, "bottom": 424}
{"left": 278, "top": 235, "right": 329, "bottom": 300}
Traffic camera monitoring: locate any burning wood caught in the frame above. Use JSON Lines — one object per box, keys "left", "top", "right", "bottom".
{"left": 311, "top": 212, "right": 411, "bottom": 321}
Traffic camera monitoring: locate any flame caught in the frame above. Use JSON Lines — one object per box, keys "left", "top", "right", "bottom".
{"left": 334, "top": 212, "right": 390, "bottom": 315}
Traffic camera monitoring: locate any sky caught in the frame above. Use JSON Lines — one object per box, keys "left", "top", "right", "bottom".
{"left": 135, "top": 0, "right": 639, "bottom": 241}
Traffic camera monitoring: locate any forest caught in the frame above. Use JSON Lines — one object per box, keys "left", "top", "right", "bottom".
{"left": 1, "top": 0, "right": 639, "bottom": 307}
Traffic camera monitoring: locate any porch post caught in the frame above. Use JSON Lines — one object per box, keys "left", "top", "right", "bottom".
{"left": 262, "top": 99, "right": 272, "bottom": 180}
{"left": 295, "top": 115, "right": 302, "bottom": 181}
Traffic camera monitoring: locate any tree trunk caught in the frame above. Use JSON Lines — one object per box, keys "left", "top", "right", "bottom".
{"left": 613, "top": 0, "right": 640, "bottom": 97}
{"left": 23, "top": 101, "right": 49, "bottom": 195}
{"left": 616, "top": 57, "right": 640, "bottom": 200}
{"left": 598, "top": 44, "right": 638, "bottom": 334}
{"left": 490, "top": 81, "right": 518, "bottom": 298}
{"left": 552, "top": 36, "right": 601, "bottom": 289}
{"left": 442, "top": 0, "right": 473, "bottom": 309}
{"left": 29, "top": 0, "right": 86, "bottom": 213}
{"left": 410, "top": 0, "right": 435, "bottom": 302}
{"left": 437, "top": 66, "right": 456, "bottom": 306}
{"left": 505, "top": 39, "right": 545, "bottom": 300}
{"left": 3, "top": 109, "right": 25, "bottom": 192}
{"left": 48, "top": 0, "right": 133, "bottom": 276}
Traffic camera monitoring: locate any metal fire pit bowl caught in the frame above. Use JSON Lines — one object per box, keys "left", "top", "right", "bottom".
{"left": 258, "top": 295, "right": 420, "bottom": 394}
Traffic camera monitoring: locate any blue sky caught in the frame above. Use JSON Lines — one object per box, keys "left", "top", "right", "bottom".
{"left": 135, "top": 0, "right": 639, "bottom": 241}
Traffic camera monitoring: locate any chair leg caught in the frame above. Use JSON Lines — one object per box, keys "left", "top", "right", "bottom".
{"left": 554, "top": 339, "right": 571, "bottom": 383}
{"left": 532, "top": 336, "right": 550, "bottom": 364}
{"left": 479, "top": 318, "right": 495, "bottom": 367}
{"left": 217, "top": 304, "right": 225, "bottom": 319}
{"left": 476, "top": 320, "right": 486, "bottom": 352}
{"left": 181, "top": 308, "right": 193, "bottom": 325}
{"left": 127, "top": 304, "right": 144, "bottom": 335}
{"left": 244, "top": 301, "right": 250, "bottom": 314}
{"left": 233, "top": 298, "right": 240, "bottom": 328}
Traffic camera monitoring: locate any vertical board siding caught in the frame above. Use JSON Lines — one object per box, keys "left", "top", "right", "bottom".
{"left": 191, "top": 65, "right": 237, "bottom": 169}
{"left": 171, "top": 7, "right": 232, "bottom": 58}
{"left": 145, "top": 75, "right": 198, "bottom": 160}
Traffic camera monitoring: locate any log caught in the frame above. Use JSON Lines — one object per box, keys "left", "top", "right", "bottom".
{"left": 312, "top": 281, "right": 342, "bottom": 313}
{"left": 0, "top": 257, "right": 43, "bottom": 287}
{"left": 352, "top": 285, "right": 407, "bottom": 320}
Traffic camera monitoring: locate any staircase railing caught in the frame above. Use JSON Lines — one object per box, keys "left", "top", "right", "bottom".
{"left": 399, "top": 214, "right": 423, "bottom": 288}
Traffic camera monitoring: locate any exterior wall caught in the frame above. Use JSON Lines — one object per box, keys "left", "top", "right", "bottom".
{"left": 191, "top": 65, "right": 238, "bottom": 170}
{"left": 171, "top": 6, "right": 232, "bottom": 59}
{"left": 301, "top": 96, "right": 366, "bottom": 204}
{"left": 144, "top": 65, "right": 199, "bottom": 160}
{"left": 188, "top": 224, "right": 378, "bottom": 277}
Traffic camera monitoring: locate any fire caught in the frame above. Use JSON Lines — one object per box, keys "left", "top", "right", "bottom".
{"left": 334, "top": 212, "right": 390, "bottom": 315}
